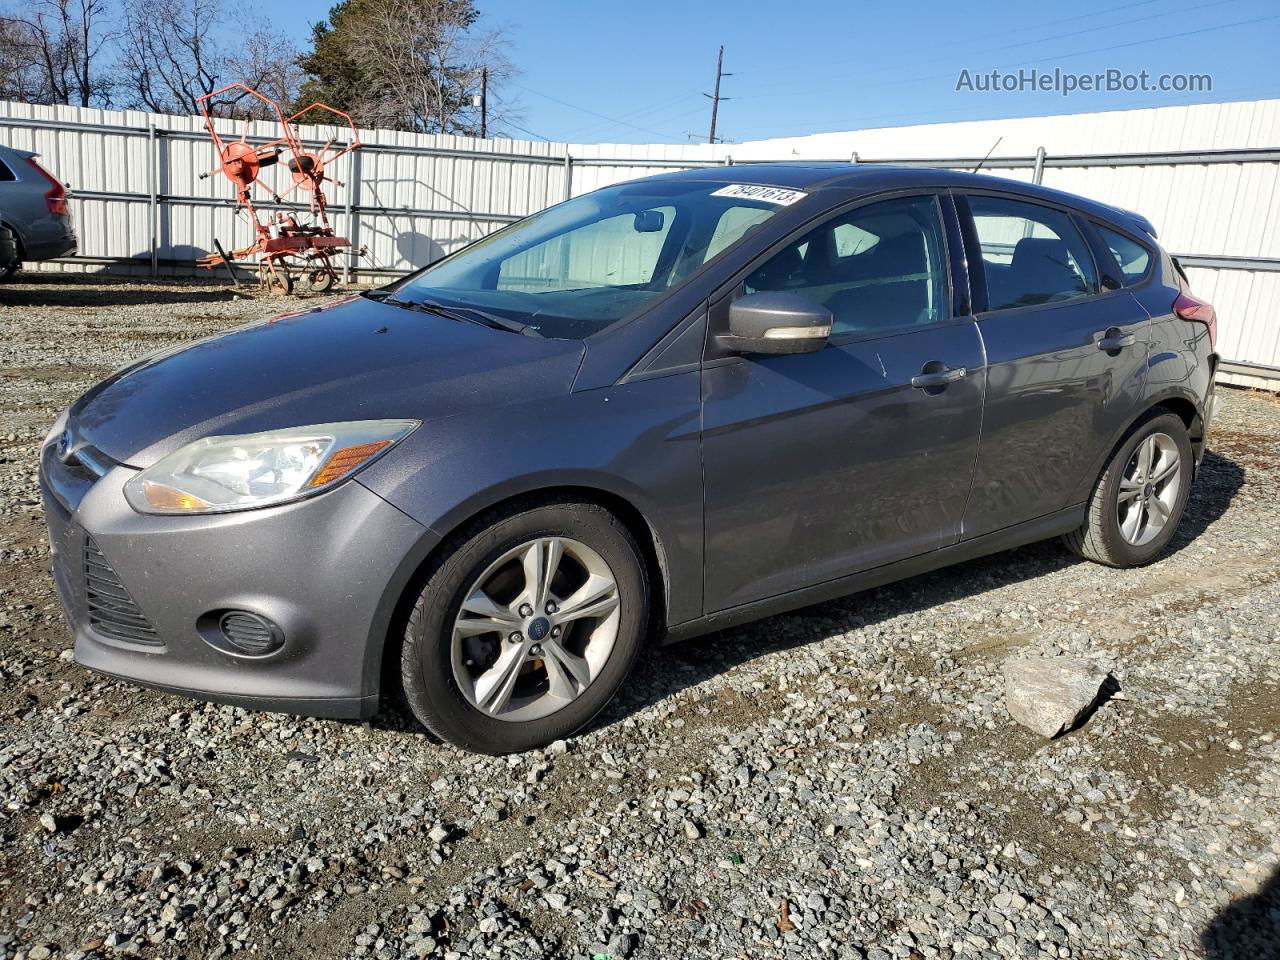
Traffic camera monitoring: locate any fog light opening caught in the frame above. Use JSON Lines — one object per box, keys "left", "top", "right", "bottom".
{"left": 200, "top": 609, "right": 285, "bottom": 658}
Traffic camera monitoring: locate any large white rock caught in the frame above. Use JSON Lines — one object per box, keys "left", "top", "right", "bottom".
{"left": 1004, "top": 657, "right": 1110, "bottom": 738}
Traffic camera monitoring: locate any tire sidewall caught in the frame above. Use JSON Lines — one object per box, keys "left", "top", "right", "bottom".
{"left": 1094, "top": 413, "right": 1193, "bottom": 566}
{"left": 401, "top": 503, "right": 648, "bottom": 754}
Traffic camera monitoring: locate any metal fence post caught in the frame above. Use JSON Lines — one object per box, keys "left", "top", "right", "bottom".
{"left": 1033, "top": 146, "right": 1046, "bottom": 184}
{"left": 147, "top": 122, "right": 159, "bottom": 277}
{"left": 563, "top": 151, "right": 573, "bottom": 201}
{"left": 344, "top": 138, "right": 360, "bottom": 284}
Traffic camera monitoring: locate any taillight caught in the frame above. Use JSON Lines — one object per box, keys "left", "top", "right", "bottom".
{"left": 27, "top": 158, "right": 68, "bottom": 217}
{"left": 1174, "top": 291, "right": 1216, "bottom": 350}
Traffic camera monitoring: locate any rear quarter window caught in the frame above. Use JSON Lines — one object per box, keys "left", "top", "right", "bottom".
{"left": 1096, "top": 224, "right": 1152, "bottom": 285}
{"left": 0, "top": 159, "right": 15, "bottom": 182}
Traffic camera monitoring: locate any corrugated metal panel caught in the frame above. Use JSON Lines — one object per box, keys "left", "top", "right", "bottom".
{"left": 1, "top": 98, "right": 1276, "bottom": 385}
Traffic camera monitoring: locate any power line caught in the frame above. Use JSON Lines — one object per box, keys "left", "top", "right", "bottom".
{"left": 509, "top": 82, "right": 689, "bottom": 141}
{"left": 733, "top": 0, "right": 1250, "bottom": 101}
{"left": 733, "top": 5, "right": 1277, "bottom": 110}
{"left": 557, "top": 87, "right": 707, "bottom": 142}
{"left": 500, "top": 119, "right": 552, "bottom": 142}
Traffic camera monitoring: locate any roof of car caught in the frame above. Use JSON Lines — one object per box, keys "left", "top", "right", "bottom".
{"left": 640, "top": 162, "right": 1158, "bottom": 238}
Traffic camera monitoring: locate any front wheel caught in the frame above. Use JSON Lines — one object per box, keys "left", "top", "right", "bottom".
{"left": 400, "top": 502, "right": 649, "bottom": 753}
{"left": 1062, "top": 411, "right": 1193, "bottom": 567}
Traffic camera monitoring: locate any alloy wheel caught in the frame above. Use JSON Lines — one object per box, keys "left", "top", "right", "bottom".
{"left": 1116, "top": 432, "right": 1181, "bottom": 547}
{"left": 450, "top": 537, "right": 621, "bottom": 722}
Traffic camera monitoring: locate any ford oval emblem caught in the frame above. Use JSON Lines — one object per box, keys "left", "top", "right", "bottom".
{"left": 56, "top": 429, "right": 72, "bottom": 460}
{"left": 527, "top": 617, "right": 550, "bottom": 642}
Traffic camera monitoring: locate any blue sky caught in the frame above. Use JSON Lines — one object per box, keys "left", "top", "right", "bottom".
{"left": 258, "top": 0, "right": 1280, "bottom": 143}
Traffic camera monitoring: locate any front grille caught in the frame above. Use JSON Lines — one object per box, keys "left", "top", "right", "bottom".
{"left": 84, "top": 538, "right": 160, "bottom": 646}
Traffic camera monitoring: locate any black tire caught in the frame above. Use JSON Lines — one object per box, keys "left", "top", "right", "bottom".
{"left": 400, "top": 502, "right": 649, "bottom": 754}
{"left": 1062, "top": 411, "right": 1193, "bottom": 567}
{"left": 0, "top": 261, "right": 19, "bottom": 282}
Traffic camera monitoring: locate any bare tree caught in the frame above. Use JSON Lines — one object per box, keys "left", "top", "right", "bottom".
{"left": 297, "top": 0, "right": 516, "bottom": 135}
{"left": 116, "top": 0, "right": 300, "bottom": 117}
{"left": 350, "top": 0, "right": 509, "bottom": 132}
{"left": 225, "top": 23, "right": 304, "bottom": 119}
{"left": 0, "top": 0, "right": 112, "bottom": 106}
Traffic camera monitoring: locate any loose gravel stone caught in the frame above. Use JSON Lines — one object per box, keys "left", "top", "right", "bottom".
{"left": 1, "top": 276, "right": 1278, "bottom": 959}
{"left": 1004, "top": 656, "right": 1111, "bottom": 737}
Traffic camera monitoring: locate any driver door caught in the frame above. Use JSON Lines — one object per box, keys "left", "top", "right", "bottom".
{"left": 700, "top": 193, "right": 986, "bottom": 613}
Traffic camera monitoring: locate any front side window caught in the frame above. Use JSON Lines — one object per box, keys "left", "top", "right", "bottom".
{"left": 969, "top": 196, "right": 1098, "bottom": 310}
{"left": 1097, "top": 225, "right": 1152, "bottom": 284}
{"left": 743, "top": 195, "right": 948, "bottom": 336}
{"left": 394, "top": 181, "right": 797, "bottom": 339}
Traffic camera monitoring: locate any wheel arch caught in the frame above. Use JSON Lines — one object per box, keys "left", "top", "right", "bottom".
{"left": 1072, "top": 388, "right": 1205, "bottom": 506}
{"left": 370, "top": 483, "right": 672, "bottom": 703}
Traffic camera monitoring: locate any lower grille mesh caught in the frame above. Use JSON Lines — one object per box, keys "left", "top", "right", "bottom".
{"left": 84, "top": 538, "right": 160, "bottom": 646}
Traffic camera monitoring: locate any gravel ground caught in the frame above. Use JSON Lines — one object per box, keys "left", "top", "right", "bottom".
{"left": 1, "top": 274, "right": 1278, "bottom": 960}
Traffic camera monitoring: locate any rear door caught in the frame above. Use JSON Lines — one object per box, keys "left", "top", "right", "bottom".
{"left": 956, "top": 192, "right": 1149, "bottom": 539}
{"left": 700, "top": 193, "right": 986, "bottom": 612}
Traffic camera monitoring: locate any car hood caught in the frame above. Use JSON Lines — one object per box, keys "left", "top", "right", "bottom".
{"left": 69, "top": 296, "right": 586, "bottom": 467}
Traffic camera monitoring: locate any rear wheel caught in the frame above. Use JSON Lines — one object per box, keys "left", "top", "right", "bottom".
{"left": 1063, "top": 411, "right": 1192, "bottom": 567}
{"left": 400, "top": 502, "right": 649, "bottom": 753}
{"left": 0, "top": 261, "right": 19, "bottom": 282}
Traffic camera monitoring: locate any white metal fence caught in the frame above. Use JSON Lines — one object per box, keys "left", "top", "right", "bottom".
{"left": 1, "top": 99, "right": 1277, "bottom": 387}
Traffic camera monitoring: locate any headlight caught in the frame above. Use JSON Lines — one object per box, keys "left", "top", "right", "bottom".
{"left": 123, "top": 419, "right": 418, "bottom": 515}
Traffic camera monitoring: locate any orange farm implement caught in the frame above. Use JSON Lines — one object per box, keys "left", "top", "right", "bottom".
{"left": 195, "top": 84, "right": 362, "bottom": 294}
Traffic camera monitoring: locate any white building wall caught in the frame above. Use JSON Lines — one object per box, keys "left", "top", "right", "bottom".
{"left": 1, "top": 98, "right": 1277, "bottom": 383}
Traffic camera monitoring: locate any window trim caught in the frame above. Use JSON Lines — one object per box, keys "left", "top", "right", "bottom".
{"left": 705, "top": 188, "right": 962, "bottom": 355}
{"left": 952, "top": 188, "right": 1124, "bottom": 317}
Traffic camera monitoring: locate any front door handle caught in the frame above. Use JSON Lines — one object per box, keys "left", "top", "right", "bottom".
{"left": 911, "top": 364, "right": 967, "bottom": 389}
{"left": 1097, "top": 327, "right": 1136, "bottom": 352}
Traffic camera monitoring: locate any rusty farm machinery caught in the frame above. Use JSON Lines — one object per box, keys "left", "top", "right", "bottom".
{"left": 196, "top": 83, "right": 363, "bottom": 295}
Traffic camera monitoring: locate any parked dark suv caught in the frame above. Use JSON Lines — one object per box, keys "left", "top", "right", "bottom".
{"left": 40, "top": 165, "right": 1218, "bottom": 753}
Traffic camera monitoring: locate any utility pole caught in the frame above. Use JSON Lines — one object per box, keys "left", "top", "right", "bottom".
{"left": 704, "top": 45, "right": 731, "bottom": 144}
{"left": 480, "top": 67, "right": 488, "bottom": 139}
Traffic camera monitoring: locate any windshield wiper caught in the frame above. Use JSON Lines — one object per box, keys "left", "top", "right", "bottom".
{"left": 419, "top": 299, "right": 542, "bottom": 338}
{"left": 363, "top": 289, "right": 540, "bottom": 337}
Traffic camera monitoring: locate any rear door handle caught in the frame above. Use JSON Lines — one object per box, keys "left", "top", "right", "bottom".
{"left": 1097, "top": 328, "right": 1136, "bottom": 352}
{"left": 911, "top": 365, "right": 967, "bottom": 389}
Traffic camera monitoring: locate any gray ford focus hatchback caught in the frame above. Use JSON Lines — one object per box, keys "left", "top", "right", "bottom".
{"left": 41, "top": 165, "right": 1218, "bottom": 753}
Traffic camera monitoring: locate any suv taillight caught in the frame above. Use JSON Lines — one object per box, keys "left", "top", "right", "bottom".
{"left": 1174, "top": 291, "right": 1216, "bottom": 350}
{"left": 27, "top": 158, "right": 68, "bottom": 217}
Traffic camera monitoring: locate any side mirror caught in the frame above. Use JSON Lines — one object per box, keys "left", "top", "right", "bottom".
{"left": 718, "top": 292, "right": 832, "bottom": 355}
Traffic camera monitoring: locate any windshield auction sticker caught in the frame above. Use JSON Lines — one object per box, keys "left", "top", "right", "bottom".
{"left": 710, "top": 184, "right": 808, "bottom": 205}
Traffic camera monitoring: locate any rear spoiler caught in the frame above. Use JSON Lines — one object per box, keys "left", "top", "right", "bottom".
{"left": 1101, "top": 203, "right": 1158, "bottom": 239}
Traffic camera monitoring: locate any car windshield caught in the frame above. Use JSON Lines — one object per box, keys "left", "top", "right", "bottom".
{"left": 387, "top": 180, "right": 799, "bottom": 339}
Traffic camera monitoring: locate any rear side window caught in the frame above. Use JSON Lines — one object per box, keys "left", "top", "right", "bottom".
{"left": 968, "top": 195, "right": 1098, "bottom": 311}
{"left": 0, "top": 160, "right": 14, "bottom": 182}
{"left": 744, "top": 195, "right": 948, "bottom": 336}
{"left": 1097, "top": 225, "right": 1152, "bottom": 284}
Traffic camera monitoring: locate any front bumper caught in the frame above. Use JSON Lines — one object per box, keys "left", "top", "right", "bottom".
{"left": 40, "top": 439, "right": 428, "bottom": 719}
